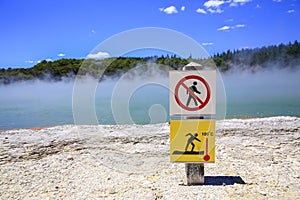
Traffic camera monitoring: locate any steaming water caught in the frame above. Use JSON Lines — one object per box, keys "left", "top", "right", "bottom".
{"left": 0, "top": 69, "right": 299, "bottom": 130}
{"left": 223, "top": 69, "right": 300, "bottom": 118}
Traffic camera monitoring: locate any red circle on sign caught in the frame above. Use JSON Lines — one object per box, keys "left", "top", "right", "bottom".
{"left": 203, "top": 154, "right": 210, "bottom": 161}
{"left": 174, "top": 75, "right": 211, "bottom": 111}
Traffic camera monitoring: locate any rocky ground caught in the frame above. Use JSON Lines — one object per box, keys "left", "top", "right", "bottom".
{"left": 0, "top": 116, "right": 299, "bottom": 199}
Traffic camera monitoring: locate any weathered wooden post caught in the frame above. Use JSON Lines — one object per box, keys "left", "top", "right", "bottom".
{"left": 169, "top": 62, "right": 216, "bottom": 185}
{"left": 186, "top": 163, "right": 205, "bottom": 185}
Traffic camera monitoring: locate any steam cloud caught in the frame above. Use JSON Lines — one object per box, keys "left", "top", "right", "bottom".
{"left": 0, "top": 62, "right": 299, "bottom": 130}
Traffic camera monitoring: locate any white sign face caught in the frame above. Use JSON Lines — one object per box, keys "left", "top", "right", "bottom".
{"left": 169, "top": 70, "right": 216, "bottom": 116}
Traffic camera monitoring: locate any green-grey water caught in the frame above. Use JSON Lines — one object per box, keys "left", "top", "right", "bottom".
{"left": 0, "top": 69, "right": 299, "bottom": 130}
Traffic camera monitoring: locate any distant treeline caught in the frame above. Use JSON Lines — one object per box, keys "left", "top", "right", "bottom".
{"left": 1, "top": 40, "right": 299, "bottom": 84}
{"left": 212, "top": 40, "right": 300, "bottom": 71}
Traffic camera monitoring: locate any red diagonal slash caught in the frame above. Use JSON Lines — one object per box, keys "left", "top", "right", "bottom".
{"left": 181, "top": 82, "right": 204, "bottom": 105}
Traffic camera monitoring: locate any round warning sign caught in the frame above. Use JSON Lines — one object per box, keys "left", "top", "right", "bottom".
{"left": 174, "top": 75, "right": 211, "bottom": 111}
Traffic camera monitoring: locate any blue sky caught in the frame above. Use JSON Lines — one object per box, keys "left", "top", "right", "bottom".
{"left": 0, "top": 0, "right": 299, "bottom": 68}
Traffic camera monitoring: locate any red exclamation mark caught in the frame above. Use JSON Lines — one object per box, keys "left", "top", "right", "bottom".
{"left": 203, "top": 137, "right": 210, "bottom": 161}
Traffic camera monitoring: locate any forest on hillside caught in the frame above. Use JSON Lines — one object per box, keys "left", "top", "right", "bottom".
{"left": 0, "top": 40, "right": 299, "bottom": 84}
{"left": 211, "top": 40, "right": 300, "bottom": 71}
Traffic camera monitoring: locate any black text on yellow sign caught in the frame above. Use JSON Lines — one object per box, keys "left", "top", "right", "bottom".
{"left": 170, "top": 120, "right": 215, "bottom": 163}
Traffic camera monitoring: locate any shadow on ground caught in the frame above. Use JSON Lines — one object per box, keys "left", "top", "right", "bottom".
{"left": 204, "top": 176, "right": 246, "bottom": 186}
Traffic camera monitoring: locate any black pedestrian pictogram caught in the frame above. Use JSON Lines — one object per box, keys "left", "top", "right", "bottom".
{"left": 172, "top": 132, "right": 204, "bottom": 155}
{"left": 185, "top": 133, "right": 201, "bottom": 152}
{"left": 186, "top": 81, "right": 201, "bottom": 107}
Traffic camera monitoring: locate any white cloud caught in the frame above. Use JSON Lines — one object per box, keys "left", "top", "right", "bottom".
{"left": 235, "top": 0, "right": 252, "bottom": 4}
{"left": 202, "top": 42, "right": 214, "bottom": 46}
{"left": 202, "top": 0, "right": 251, "bottom": 14}
{"left": 57, "top": 53, "right": 65, "bottom": 57}
{"left": 235, "top": 24, "right": 246, "bottom": 28}
{"left": 287, "top": 9, "right": 295, "bottom": 13}
{"left": 87, "top": 51, "right": 110, "bottom": 59}
{"left": 217, "top": 24, "right": 246, "bottom": 31}
{"left": 91, "top": 30, "right": 96, "bottom": 34}
{"left": 273, "top": 0, "right": 282, "bottom": 2}
{"left": 203, "top": 1, "right": 225, "bottom": 13}
{"left": 196, "top": 8, "right": 207, "bottom": 14}
{"left": 229, "top": 0, "right": 252, "bottom": 7}
{"left": 160, "top": 6, "right": 178, "bottom": 14}
{"left": 208, "top": 7, "right": 223, "bottom": 13}
{"left": 181, "top": 6, "right": 185, "bottom": 11}
{"left": 204, "top": 0, "right": 225, "bottom": 8}
{"left": 217, "top": 25, "right": 231, "bottom": 31}
{"left": 256, "top": 4, "right": 260, "bottom": 8}
{"left": 25, "top": 60, "right": 34, "bottom": 64}
{"left": 36, "top": 58, "right": 52, "bottom": 63}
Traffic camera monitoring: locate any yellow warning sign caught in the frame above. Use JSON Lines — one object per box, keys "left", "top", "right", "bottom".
{"left": 170, "top": 120, "right": 215, "bottom": 163}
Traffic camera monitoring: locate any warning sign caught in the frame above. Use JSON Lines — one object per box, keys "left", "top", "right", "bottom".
{"left": 170, "top": 70, "right": 216, "bottom": 116}
{"left": 170, "top": 120, "right": 215, "bottom": 163}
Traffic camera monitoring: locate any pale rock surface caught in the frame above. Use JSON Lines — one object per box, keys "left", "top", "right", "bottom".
{"left": 0, "top": 116, "right": 299, "bottom": 199}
